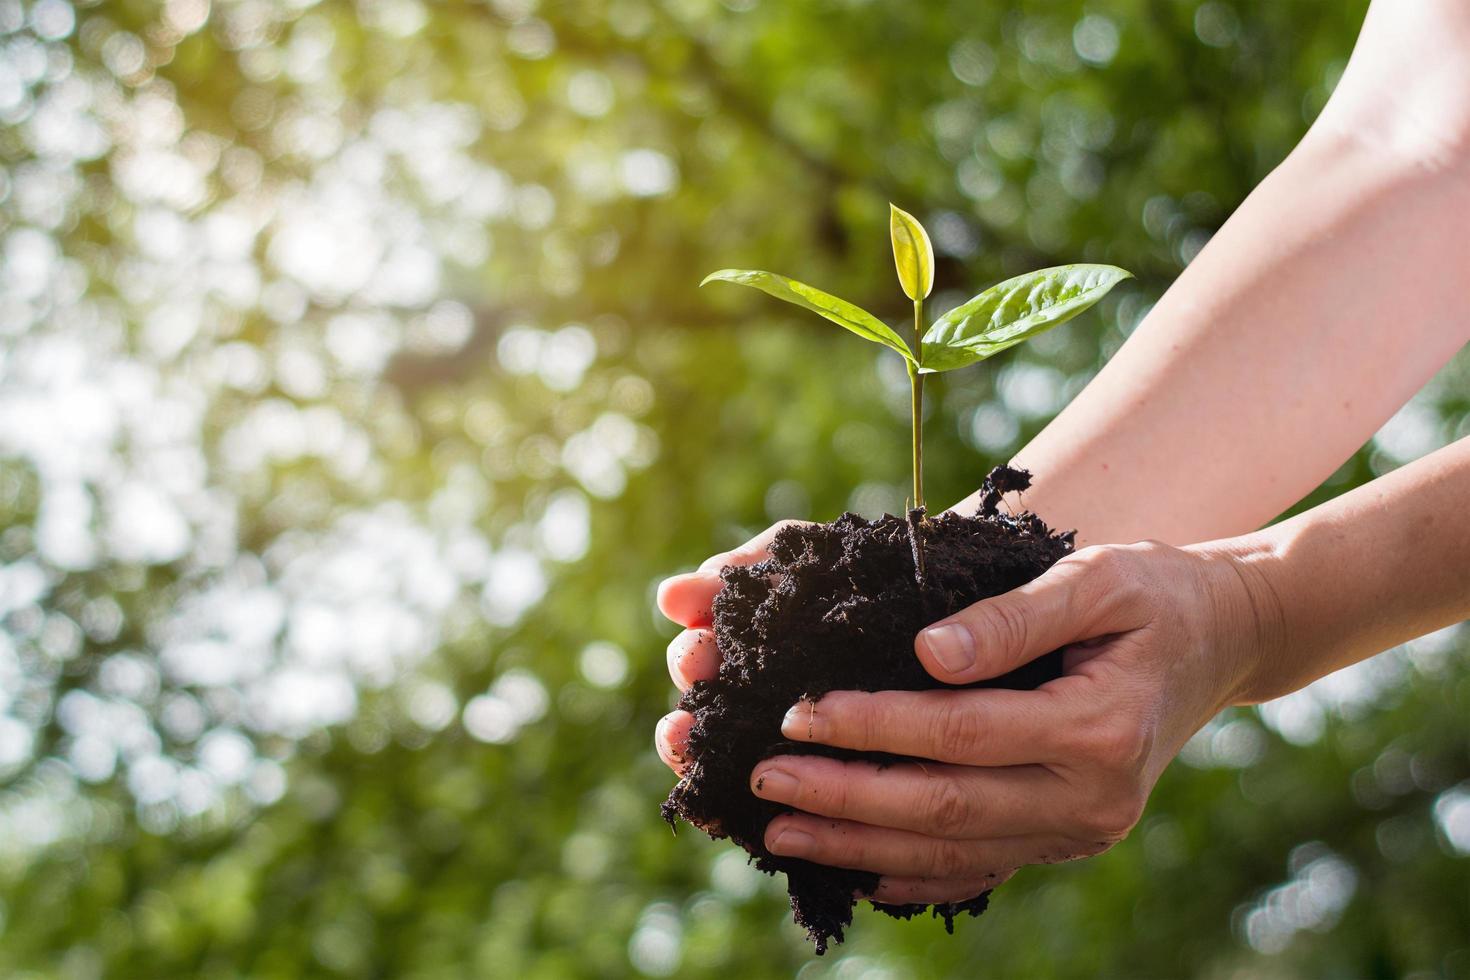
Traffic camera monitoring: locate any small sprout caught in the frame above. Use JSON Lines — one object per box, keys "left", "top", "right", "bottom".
{"left": 702, "top": 205, "right": 1131, "bottom": 516}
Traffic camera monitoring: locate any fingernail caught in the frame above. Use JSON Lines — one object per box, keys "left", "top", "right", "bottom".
{"left": 781, "top": 701, "right": 822, "bottom": 740}
{"left": 656, "top": 713, "right": 684, "bottom": 761}
{"left": 921, "top": 623, "right": 975, "bottom": 674}
{"left": 751, "top": 767, "right": 799, "bottom": 801}
{"left": 769, "top": 828, "right": 815, "bottom": 856}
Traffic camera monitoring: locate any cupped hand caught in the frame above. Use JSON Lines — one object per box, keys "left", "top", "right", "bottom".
{"left": 751, "top": 540, "right": 1282, "bottom": 902}
{"left": 656, "top": 532, "right": 1282, "bottom": 904}
{"left": 654, "top": 521, "right": 807, "bottom": 771}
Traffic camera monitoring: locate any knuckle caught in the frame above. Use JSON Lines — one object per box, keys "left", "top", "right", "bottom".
{"left": 827, "top": 693, "right": 878, "bottom": 751}
{"left": 1089, "top": 718, "right": 1151, "bottom": 772}
{"left": 974, "top": 600, "right": 1030, "bottom": 663}
{"left": 1074, "top": 545, "right": 1138, "bottom": 607}
{"left": 923, "top": 780, "right": 974, "bottom": 838}
{"left": 1052, "top": 700, "right": 1107, "bottom": 757}
{"left": 1069, "top": 544, "right": 1128, "bottom": 581}
{"left": 1126, "top": 538, "right": 1172, "bottom": 559}
{"left": 809, "top": 771, "right": 851, "bottom": 817}
{"left": 930, "top": 701, "right": 986, "bottom": 759}
{"left": 924, "top": 837, "right": 970, "bottom": 877}
{"left": 858, "top": 697, "right": 889, "bottom": 752}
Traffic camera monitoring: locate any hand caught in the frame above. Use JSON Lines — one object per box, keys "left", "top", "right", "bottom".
{"left": 654, "top": 521, "right": 806, "bottom": 772}
{"left": 658, "top": 534, "right": 1284, "bottom": 904}
{"left": 749, "top": 540, "right": 1283, "bottom": 902}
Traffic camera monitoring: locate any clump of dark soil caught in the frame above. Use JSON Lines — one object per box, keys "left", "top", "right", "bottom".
{"left": 661, "top": 466, "right": 1073, "bottom": 953}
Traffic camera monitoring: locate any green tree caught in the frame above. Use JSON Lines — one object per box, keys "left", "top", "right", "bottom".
{"left": 1, "top": 0, "right": 1467, "bottom": 977}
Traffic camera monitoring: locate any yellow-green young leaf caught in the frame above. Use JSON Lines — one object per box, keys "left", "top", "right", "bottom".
{"left": 700, "top": 269, "right": 915, "bottom": 363}
{"left": 888, "top": 203, "right": 934, "bottom": 302}
{"left": 920, "top": 264, "right": 1132, "bottom": 372}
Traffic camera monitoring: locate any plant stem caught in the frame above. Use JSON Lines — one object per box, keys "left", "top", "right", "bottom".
{"left": 910, "top": 298, "right": 924, "bottom": 512}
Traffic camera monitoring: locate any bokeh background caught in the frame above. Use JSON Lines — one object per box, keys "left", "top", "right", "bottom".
{"left": 3, "top": 0, "right": 1469, "bottom": 976}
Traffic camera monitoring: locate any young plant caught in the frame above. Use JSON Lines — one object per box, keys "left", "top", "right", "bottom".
{"left": 702, "top": 204, "right": 1131, "bottom": 515}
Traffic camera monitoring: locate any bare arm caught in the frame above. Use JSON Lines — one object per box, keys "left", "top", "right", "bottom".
{"left": 1232, "top": 435, "right": 1470, "bottom": 701}
{"left": 954, "top": 0, "right": 1470, "bottom": 546}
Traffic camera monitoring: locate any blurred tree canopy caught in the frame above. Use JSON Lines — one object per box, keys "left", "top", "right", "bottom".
{"left": 1, "top": 0, "right": 1468, "bottom": 977}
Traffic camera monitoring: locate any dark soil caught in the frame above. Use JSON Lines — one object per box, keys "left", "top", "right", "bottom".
{"left": 661, "top": 466, "right": 1073, "bottom": 954}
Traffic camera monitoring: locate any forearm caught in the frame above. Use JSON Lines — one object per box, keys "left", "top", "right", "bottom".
{"left": 981, "top": 132, "right": 1470, "bottom": 546}
{"left": 953, "top": 1, "right": 1470, "bottom": 546}
{"left": 1222, "top": 437, "right": 1470, "bottom": 704}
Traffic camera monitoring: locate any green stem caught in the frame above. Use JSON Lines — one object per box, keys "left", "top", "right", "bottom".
{"left": 910, "top": 298, "right": 924, "bottom": 512}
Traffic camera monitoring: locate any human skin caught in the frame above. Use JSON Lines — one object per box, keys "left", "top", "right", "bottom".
{"left": 959, "top": 0, "right": 1470, "bottom": 546}
{"left": 659, "top": 440, "right": 1470, "bottom": 901}
{"left": 655, "top": 0, "right": 1470, "bottom": 904}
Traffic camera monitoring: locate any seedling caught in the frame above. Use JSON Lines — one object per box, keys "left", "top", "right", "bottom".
{"left": 703, "top": 204, "right": 1131, "bottom": 514}
{"left": 674, "top": 208, "right": 1126, "bottom": 951}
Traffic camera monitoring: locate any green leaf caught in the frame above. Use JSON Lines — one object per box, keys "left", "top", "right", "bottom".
{"left": 920, "top": 264, "right": 1132, "bottom": 372}
{"left": 888, "top": 203, "right": 934, "bottom": 302}
{"left": 700, "top": 269, "right": 915, "bottom": 363}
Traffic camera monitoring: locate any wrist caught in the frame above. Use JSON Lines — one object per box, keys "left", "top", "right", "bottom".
{"left": 1185, "top": 533, "right": 1292, "bottom": 707}
{"left": 1300, "top": 105, "right": 1470, "bottom": 202}
{"left": 1309, "top": 5, "right": 1470, "bottom": 184}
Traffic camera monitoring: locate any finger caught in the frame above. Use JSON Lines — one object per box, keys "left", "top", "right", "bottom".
{"left": 781, "top": 687, "right": 1083, "bottom": 766}
{"left": 914, "top": 545, "right": 1147, "bottom": 684}
{"left": 750, "top": 755, "right": 1069, "bottom": 839}
{"left": 655, "top": 711, "right": 693, "bottom": 773}
{"left": 764, "top": 814, "right": 1066, "bottom": 878}
{"left": 666, "top": 629, "right": 721, "bottom": 691}
{"left": 654, "top": 572, "right": 722, "bottom": 630}
{"left": 655, "top": 521, "right": 806, "bottom": 628}
{"left": 866, "top": 870, "right": 1015, "bottom": 906}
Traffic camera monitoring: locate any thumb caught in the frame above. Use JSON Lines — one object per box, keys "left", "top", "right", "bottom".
{"left": 914, "top": 546, "right": 1138, "bottom": 683}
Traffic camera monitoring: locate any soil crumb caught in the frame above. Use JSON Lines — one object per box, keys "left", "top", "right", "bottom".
{"left": 661, "top": 466, "right": 1074, "bottom": 953}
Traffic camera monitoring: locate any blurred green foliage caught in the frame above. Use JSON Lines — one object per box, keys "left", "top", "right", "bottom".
{"left": 1, "top": 0, "right": 1468, "bottom": 977}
